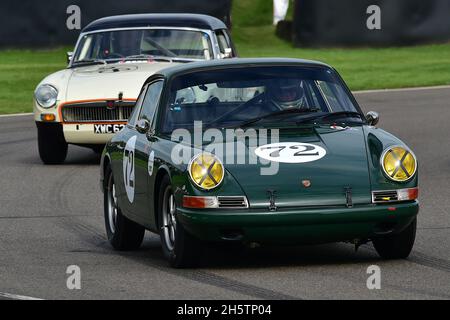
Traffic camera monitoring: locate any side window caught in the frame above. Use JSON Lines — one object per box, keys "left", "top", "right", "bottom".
{"left": 303, "top": 81, "right": 327, "bottom": 111}
{"left": 139, "top": 81, "right": 164, "bottom": 124}
{"left": 128, "top": 84, "right": 148, "bottom": 127}
{"left": 316, "top": 81, "right": 354, "bottom": 112}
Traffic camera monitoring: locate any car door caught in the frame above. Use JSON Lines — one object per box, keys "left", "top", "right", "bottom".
{"left": 113, "top": 83, "right": 148, "bottom": 220}
{"left": 131, "top": 80, "right": 164, "bottom": 227}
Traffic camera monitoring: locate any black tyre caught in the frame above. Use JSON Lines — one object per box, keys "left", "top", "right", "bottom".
{"left": 37, "top": 122, "right": 68, "bottom": 164}
{"left": 92, "top": 145, "right": 105, "bottom": 154}
{"left": 373, "top": 218, "right": 417, "bottom": 259}
{"left": 158, "top": 175, "right": 202, "bottom": 268}
{"left": 104, "top": 165, "right": 144, "bottom": 251}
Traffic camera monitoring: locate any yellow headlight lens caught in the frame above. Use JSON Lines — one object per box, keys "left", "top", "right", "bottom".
{"left": 382, "top": 146, "right": 417, "bottom": 182}
{"left": 189, "top": 153, "right": 224, "bottom": 190}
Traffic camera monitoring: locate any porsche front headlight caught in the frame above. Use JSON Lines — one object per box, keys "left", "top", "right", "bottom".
{"left": 188, "top": 153, "right": 224, "bottom": 190}
{"left": 381, "top": 146, "right": 417, "bottom": 182}
{"left": 35, "top": 84, "right": 58, "bottom": 108}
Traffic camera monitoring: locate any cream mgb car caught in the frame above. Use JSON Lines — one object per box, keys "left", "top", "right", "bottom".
{"left": 34, "top": 14, "right": 236, "bottom": 164}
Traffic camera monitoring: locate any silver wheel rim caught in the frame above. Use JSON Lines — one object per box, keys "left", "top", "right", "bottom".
{"left": 162, "top": 189, "right": 177, "bottom": 251}
{"left": 107, "top": 175, "right": 118, "bottom": 234}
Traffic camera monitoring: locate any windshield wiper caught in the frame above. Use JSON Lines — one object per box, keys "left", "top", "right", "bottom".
{"left": 235, "top": 108, "right": 320, "bottom": 129}
{"left": 296, "top": 111, "right": 364, "bottom": 124}
{"left": 123, "top": 54, "right": 171, "bottom": 62}
{"left": 72, "top": 59, "right": 107, "bottom": 67}
{"left": 124, "top": 54, "right": 154, "bottom": 59}
{"left": 123, "top": 54, "right": 195, "bottom": 63}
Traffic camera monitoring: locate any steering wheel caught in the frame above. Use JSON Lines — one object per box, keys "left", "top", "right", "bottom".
{"left": 209, "top": 93, "right": 277, "bottom": 126}
{"left": 105, "top": 52, "right": 125, "bottom": 59}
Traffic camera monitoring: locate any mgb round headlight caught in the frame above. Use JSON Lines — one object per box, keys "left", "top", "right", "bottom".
{"left": 35, "top": 84, "right": 58, "bottom": 108}
{"left": 188, "top": 153, "right": 224, "bottom": 190}
{"left": 381, "top": 146, "right": 417, "bottom": 182}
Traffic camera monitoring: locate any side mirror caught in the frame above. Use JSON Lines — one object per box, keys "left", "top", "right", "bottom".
{"left": 366, "top": 111, "right": 379, "bottom": 126}
{"left": 136, "top": 119, "right": 150, "bottom": 134}
{"left": 224, "top": 48, "right": 233, "bottom": 58}
{"left": 219, "top": 48, "right": 233, "bottom": 59}
{"left": 67, "top": 52, "right": 74, "bottom": 64}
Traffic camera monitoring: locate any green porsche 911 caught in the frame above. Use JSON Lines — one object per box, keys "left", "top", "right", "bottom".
{"left": 100, "top": 58, "right": 418, "bottom": 268}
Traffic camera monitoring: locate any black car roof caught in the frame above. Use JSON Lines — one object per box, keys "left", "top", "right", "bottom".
{"left": 149, "top": 58, "right": 332, "bottom": 82}
{"left": 82, "top": 13, "right": 227, "bottom": 33}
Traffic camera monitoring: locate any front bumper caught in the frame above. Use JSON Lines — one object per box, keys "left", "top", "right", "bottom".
{"left": 36, "top": 121, "right": 122, "bottom": 145}
{"left": 63, "top": 123, "right": 124, "bottom": 144}
{"left": 177, "top": 201, "right": 419, "bottom": 244}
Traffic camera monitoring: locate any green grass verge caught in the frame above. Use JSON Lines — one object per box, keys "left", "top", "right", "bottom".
{"left": 0, "top": 48, "right": 68, "bottom": 114}
{"left": 0, "top": 0, "right": 449, "bottom": 114}
{"left": 233, "top": 25, "right": 450, "bottom": 91}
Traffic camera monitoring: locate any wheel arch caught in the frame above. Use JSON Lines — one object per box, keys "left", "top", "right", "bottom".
{"left": 153, "top": 165, "right": 171, "bottom": 229}
{"left": 101, "top": 152, "right": 112, "bottom": 191}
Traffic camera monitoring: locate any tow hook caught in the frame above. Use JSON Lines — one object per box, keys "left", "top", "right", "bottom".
{"left": 267, "top": 189, "right": 277, "bottom": 212}
{"left": 344, "top": 187, "right": 353, "bottom": 208}
{"left": 350, "top": 238, "right": 369, "bottom": 252}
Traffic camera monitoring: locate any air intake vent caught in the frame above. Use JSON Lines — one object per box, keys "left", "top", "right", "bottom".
{"left": 372, "top": 190, "right": 398, "bottom": 203}
{"left": 62, "top": 101, "right": 135, "bottom": 123}
{"left": 217, "top": 196, "right": 248, "bottom": 209}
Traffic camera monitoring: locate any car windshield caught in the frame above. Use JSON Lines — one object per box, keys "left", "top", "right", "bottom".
{"left": 161, "top": 66, "right": 362, "bottom": 133}
{"left": 73, "top": 28, "right": 213, "bottom": 64}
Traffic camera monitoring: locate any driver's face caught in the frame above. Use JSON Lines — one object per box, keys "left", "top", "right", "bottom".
{"left": 273, "top": 87, "right": 299, "bottom": 102}
{"left": 112, "top": 31, "right": 140, "bottom": 55}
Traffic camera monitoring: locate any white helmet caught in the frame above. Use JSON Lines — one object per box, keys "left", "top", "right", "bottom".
{"left": 268, "top": 79, "right": 305, "bottom": 109}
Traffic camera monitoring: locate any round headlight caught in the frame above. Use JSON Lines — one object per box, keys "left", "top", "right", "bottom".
{"left": 188, "top": 153, "right": 224, "bottom": 190}
{"left": 381, "top": 146, "right": 417, "bottom": 182}
{"left": 35, "top": 84, "right": 58, "bottom": 108}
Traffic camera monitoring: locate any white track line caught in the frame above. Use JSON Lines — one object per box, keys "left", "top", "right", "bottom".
{"left": 354, "top": 85, "right": 450, "bottom": 94}
{"left": 0, "top": 112, "right": 33, "bottom": 118}
{"left": 0, "top": 292, "right": 43, "bottom": 300}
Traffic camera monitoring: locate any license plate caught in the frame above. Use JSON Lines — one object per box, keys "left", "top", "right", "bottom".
{"left": 94, "top": 124, "right": 125, "bottom": 134}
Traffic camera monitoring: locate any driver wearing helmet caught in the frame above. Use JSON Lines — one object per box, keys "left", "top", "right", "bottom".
{"left": 267, "top": 79, "right": 306, "bottom": 110}
{"left": 106, "top": 31, "right": 141, "bottom": 58}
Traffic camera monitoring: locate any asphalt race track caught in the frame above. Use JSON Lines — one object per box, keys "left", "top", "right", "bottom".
{"left": 0, "top": 88, "right": 449, "bottom": 300}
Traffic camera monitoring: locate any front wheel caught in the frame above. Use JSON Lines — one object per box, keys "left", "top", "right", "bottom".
{"left": 104, "top": 165, "right": 144, "bottom": 250}
{"left": 158, "top": 175, "right": 202, "bottom": 268}
{"left": 92, "top": 145, "right": 105, "bottom": 154}
{"left": 36, "top": 122, "right": 68, "bottom": 164}
{"left": 373, "top": 218, "right": 417, "bottom": 259}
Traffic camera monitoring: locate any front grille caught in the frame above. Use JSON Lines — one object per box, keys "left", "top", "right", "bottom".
{"left": 372, "top": 190, "right": 398, "bottom": 203}
{"left": 217, "top": 196, "right": 249, "bottom": 208}
{"left": 61, "top": 101, "right": 135, "bottom": 123}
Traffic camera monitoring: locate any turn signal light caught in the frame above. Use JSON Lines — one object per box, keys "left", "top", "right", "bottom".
{"left": 41, "top": 113, "right": 56, "bottom": 122}
{"left": 182, "top": 196, "right": 219, "bottom": 209}
{"left": 397, "top": 187, "right": 419, "bottom": 201}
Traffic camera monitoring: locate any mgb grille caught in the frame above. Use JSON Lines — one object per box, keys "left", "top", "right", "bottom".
{"left": 217, "top": 196, "right": 249, "bottom": 209}
{"left": 372, "top": 190, "right": 399, "bottom": 203}
{"left": 61, "top": 101, "right": 135, "bottom": 123}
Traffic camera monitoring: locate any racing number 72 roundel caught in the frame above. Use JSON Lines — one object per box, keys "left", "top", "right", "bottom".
{"left": 255, "top": 142, "right": 326, "bottom": 163}
{"left": 123, "top": 136, "right": 137, "bottom": 203}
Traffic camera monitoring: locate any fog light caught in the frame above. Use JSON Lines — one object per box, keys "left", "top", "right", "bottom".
{"left": 182, "top": 196, "right": 219, "bottom": 209}
{"left": 41, "top": 114, "right": 56, "bottom": 122}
